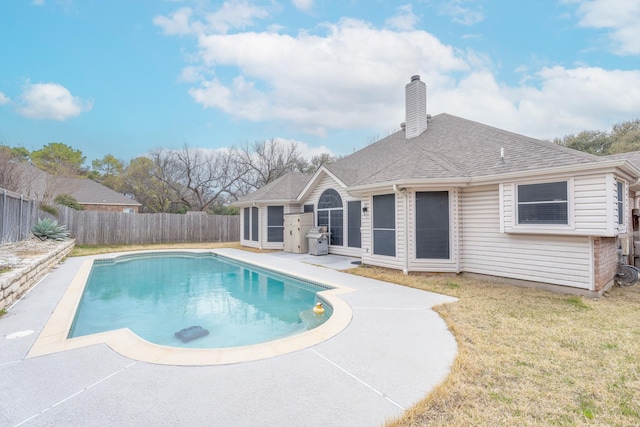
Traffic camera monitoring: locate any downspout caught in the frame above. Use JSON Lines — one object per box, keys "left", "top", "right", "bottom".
{"left": 393, "top": 184, "right": 410, "bottom": 275}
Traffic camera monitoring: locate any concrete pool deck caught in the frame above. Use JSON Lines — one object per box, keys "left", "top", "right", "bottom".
{"left": 1, "top": 249, "right": 458, "bottom": 427}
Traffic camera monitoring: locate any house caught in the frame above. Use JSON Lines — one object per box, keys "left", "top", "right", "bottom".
{"left": 16, "top": 163, "right": 142, "bottom": 213}
{"left": 234, "top": 75, "right": 640, "bottom": 295}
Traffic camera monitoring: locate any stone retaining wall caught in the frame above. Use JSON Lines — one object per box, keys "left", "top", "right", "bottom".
{"left": 0, "top": 240, "right": 75, "bottom": 311}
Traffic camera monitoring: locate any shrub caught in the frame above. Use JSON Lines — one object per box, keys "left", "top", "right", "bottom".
{"left": 39, "top": 203, "right": 58, "bottom": 216}
{"left": 32, "top": 218, "right": 70, "bottom": 241}
{"left": 54, "top": 194, "right": 85, "bottom": 210}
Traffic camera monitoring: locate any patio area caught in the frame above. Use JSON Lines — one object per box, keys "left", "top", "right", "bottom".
{"left": 1, "top": 249, "right": 457, "bottom": 427}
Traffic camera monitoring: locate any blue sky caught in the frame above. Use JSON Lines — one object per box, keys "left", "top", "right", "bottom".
{"left": 0, "top": 0, "right": 639, "bottom": 165}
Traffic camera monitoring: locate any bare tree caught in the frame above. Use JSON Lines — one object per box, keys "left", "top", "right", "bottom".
{"left": 233, "top": 139, "right": 309, "bottom": 194}
{"left": 0, "top": 146, "right": 24, "bottom": 192}
{"left": 150, "top": 146, "right": 244, "bottom": 212}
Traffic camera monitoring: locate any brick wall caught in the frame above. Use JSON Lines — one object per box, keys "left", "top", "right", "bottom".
{"left": 593, "top": 236, "right": 618, "bottom": 291}
{"left": 0, "top": 239, "right": 75, "bottom": 311}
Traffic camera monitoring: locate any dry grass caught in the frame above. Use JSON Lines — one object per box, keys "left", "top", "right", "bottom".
{"left": 348, "top": 267, "right": 640, "bottom": 426}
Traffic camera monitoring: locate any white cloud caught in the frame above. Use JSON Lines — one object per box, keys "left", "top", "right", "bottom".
{"left": 276, "top": 137, "right": 334, "bottom": 159}
{"left": 437, "top": 66, "right": 640, "bottom": 139}
{"left": 292, "top": 0, "right": 314, "bottom": 13}
{"left": 189, "top": 18, "right": 469, "bottom": 134}
{"left": 438, "top": 0, "right": 485, "bottom": 26}
{"left": 154, "top": 1, "right": 269, "bottom": 36}
{"left": 153, "top": 7, "right": 196, "bottom": 36}
{"left": 568, "top": 0, "right": 640, "bottom": 55}
{"left": 0, "top": 92, "right": 10, "bottom": 105}
{"left": 385, "top": 4, "right": 419, "bottom": 31}
{"left": 17, "top": 82, "right": 93, "bottom": 120}
{"left": 33, "top": 0, "right": 45, "bottom": 5}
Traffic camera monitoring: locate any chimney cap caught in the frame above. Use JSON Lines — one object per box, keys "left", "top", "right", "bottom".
{"left": 411, "top": 75, "right": 420, "bottom": 82}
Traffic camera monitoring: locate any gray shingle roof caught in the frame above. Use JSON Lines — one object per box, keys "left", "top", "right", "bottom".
{"left": 67, "top": 177, "right": 140, "bottom": 206}
{"left": 604, "top": 151, "right": 640, "bottom": 169}
{"left": 238, "top": 113, "right": 634, "bottom": 202}
{"left": 236, "top": 172, "right": 312, "bottom": 204}
{"left": 13, "top": 163, "right": 140, "bottom": 206}
{"left": 328, "top": 113, "right": 601, "bottom": 187}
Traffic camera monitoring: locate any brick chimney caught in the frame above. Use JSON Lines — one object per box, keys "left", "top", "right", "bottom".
{"left": 405, "top": 75, "right": 427, "bottom": 139}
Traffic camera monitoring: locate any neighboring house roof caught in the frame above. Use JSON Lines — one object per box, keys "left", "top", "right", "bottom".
{"left": 237, "top": 172, "right": 312, "bottom": 205}
{"left": 67, "top": 177, "right": 141, "bottom": 206}
{"left": 13, "top": 163, "right": 140, "bottom": 206}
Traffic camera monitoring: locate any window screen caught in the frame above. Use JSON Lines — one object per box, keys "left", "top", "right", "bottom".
{"left": 415, "top": 192, "right": 449, "bottom": 259}
{"left": 304, "top": 204, "right": 314, "bottom": 213}
{"left": 347, "top": 201, "right": 361, "bottom": 248}
{"left": 617, "top": 181, "right": 624, "bottom": 225}
{"left": 330, "top": 210, "right": 343, "bottom": 246}
{"left": 251, "top": 206, "right": 259, "bottom": 241}
{"left": 517, "top": 181, "right": 568, "bottom": 225}
{"left": 243, "top": 208, "right": 250, "bottom": 240}
{"left": 373, "top": 194, "right": 395, "bottom": 256}
{"left": 267, "top": 206, "right": 284, "bottom": 242}
{"left": 318, "top": 189, "right": 342, "bottom": 209}
{"left": 317, "top": 189, "right": 344, "bottom": 246}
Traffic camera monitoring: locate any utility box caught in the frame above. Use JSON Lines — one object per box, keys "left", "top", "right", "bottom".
{"left": 283, "top": 212, "right": 314, "bottom": 253}
{"left": 306, "top": 226, "right": 329, "bottom": 256}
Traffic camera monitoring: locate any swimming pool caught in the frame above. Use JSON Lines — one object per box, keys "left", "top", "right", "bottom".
{"left": 29, "top": 249, "right": 353, "bottom": 365}
{"left": 69, "top": 252, "right": 332, "bottom": 348}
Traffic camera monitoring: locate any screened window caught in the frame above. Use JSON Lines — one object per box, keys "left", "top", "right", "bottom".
{"left": 347, "top": 201, "right": 361, "bottom": 248}
{"left": 617, "top": 181, "right": 624, "bottom": 225}
{"left": 251, "top": 206, "right": 259, "bottom": 241}
{"left": 243, "top": 208, "right": 250, "bottom": 240}
{"left": 415, "top": 192, "right": 450, "bottom": 259}
{"left": 373, "top": 194, "right": 395, "bottom": 256}
{"left": 317, "top": 189, "right": 343, "bottom": 246}
{"left": 517, "top": 181, "right": 568, "bottom": 225}
{"left": 267, "top": 206, "right": 284, "bottom": 242}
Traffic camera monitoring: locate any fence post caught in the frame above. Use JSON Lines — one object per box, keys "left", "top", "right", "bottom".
{"left": 1, "top": 189, "right": 5, "bottom": 241}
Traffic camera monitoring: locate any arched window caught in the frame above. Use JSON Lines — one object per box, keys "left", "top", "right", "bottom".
{"left": 317, "top": 189, "right": 343, "bottom": 246}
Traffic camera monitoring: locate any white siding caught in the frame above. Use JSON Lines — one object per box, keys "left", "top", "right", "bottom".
{"left": 575, "top": 174, "right": 609, "bottom": 234}
{"left": 463, "top": 185, "right": 593, "bottom": 289}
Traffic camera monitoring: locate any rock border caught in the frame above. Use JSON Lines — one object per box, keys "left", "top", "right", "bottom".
{"left": 0, "top": 239, "right": 75, "bottom": 311}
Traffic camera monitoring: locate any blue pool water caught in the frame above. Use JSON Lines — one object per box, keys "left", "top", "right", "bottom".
{"left": 69, "top": 253, "right": 332, "bottom": 348}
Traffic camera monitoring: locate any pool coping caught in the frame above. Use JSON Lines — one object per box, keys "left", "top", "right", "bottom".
{"left": 27, "top": 249, "right": 355, "bottom": 366}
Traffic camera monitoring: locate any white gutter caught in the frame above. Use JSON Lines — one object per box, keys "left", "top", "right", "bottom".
{"left": 393, "top": 184, "right": 410, "bottom": 275}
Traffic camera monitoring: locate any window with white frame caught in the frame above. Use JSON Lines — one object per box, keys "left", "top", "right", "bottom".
{"left": 617, "top": 181, "right": 624, "bottom": 225}
{"left": 267, "top": 206, "right": 284, "bottom": 242}
{"left": 517, "top": 181, "right": 568, "bottom": 225}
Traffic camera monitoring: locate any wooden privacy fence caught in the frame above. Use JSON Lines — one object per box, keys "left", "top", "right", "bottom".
{"left": 0, "top": 188, "right": 39, "bottom": 243}
{"left": 57, "top": 209, "right": 239, "bottom": 245}
{"left": 1, "top": 187, "right": 239, "bottom": 245}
